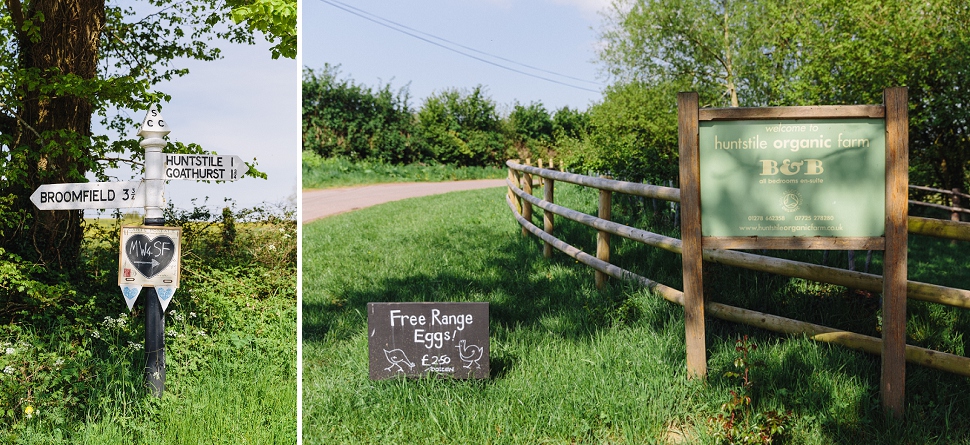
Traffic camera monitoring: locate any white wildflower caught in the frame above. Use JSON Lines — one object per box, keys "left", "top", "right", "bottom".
{"left": 91, "top": 330, "right": 101, "bottom": 339}
{"left": 3, "top": 366, "right": 14, "bottom": 375}
{"left": 5, "top": 347, "right": 14, "bottom": 355}
{"left": 189, "top": 312, "right": 197, "bottom": 318}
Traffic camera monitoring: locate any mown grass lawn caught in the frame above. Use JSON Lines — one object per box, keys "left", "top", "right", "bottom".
{"left": 2, "top": 206, "right": 296, "bottom": 444}
{"left": 304, "top": 183, "right": 970, "bottom": 444}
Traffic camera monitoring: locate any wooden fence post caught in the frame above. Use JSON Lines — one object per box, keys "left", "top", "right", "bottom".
{"left": 537, "top": 158, "right": 545, "bottom": 186}
{"left": 952, "top": 188, "right": 962, "bottom": 224}
{"left": 509, "top": 167, "right": 522, "bottom": 214}
{"left": 596, "top": 176, "right": 612, "bottom": 289}
{"left": 882, "top": 86, "right": 909, "bottom": 419}
{"left": 522, "top": 160, "right": 533, "bottom": 237}
{"left": 678, "top": 91, "right": 707, "bottom": 380}
{"left": 952, "top": 189, "right": 962, "bottom": 246}
{"left": 544, "top": 177, "right": 555, "bottom": 258}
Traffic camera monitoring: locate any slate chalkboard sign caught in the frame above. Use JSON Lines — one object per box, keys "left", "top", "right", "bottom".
{"left": 368, "top": 302, "right": 489, "bottom": 380}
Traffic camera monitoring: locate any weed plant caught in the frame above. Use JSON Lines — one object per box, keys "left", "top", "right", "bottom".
{"left": 302, "top": 152, "right": 506, "bottom": 189}
{"left": 1, "top": 201, "right": 296, "bottom": 444}
{"left": 305, "top": 182, "right": 970, "bottom": 444}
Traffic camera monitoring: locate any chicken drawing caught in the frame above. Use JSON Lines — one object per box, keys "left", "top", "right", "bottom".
{"left": 455, "top": 340, "right": 484, "bottom": 369}
{"left": 383, "top": 349, "right": 415, "bottom": 373}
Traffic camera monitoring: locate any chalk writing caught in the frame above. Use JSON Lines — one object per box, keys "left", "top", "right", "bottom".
{"left": 383, "top": 349, "right": 415, "bottom": 373}
{"left": 368, "top": 302, "right": 489, "bottom": 379}
{"left": 125, "top": 234, "right": 176, "bottom": 279}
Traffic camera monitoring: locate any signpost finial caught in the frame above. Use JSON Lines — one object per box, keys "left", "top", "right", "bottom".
{"left": 137, "top": 104, "right": 171, "bottom": 138}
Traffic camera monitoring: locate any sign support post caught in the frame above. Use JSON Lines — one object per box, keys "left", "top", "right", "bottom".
{"left": 882, "top": 87, "right": 909, "bottom": 419}
{"left": 138, "top": 105, "right": 170, "bottom": 397}
{"left": 677, "top": 92, "right": 706, "bottom": 379}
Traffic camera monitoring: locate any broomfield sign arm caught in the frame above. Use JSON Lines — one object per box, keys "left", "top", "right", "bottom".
{"left": 30, "top": 180, "right": 145, "bottom": 210}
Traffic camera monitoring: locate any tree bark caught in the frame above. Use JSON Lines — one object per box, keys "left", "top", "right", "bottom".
{"left": 2, "top": 0, "right": 105, "bottom": 269}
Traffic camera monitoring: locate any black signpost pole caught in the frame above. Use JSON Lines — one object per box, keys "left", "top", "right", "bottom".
{"left": 143, "top": 216, "right": 166, "bottom": 396}
{"left": 139, "top": 105, "right": 169, "bottom": 397}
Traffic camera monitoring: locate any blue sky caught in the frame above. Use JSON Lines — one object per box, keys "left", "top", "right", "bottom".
{"left": 85, "top": 0, "right": 619, "bottom": 214}
{"left": 95, "top": 19, "right": 298, "bottom": 214}
{"left": 303, "top": 0, "right": 613, "bottom": 114}
{"left": 152, "top": 40, "right": 298, "bottom": 211}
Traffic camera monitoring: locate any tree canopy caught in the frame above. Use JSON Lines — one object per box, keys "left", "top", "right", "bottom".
{"left": 593, "top": 0, "right": 970, "bottom": 190}
{"left": 229, "top": 0, "right": 297, "bottom": 59}
{"left": 0, "top": 0, "right": 294, "bottom": 272}
{"left": 302, "top": 67, "right": 584, "bottom": 168}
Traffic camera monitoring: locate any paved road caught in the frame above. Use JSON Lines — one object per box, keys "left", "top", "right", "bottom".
{"left": 302, "top": 179, "right": 507, "bottom": 223}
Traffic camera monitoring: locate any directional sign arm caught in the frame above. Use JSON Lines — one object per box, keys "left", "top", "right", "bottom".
{"left": 163, "top": 154, "right": 249, "bottom": 181}
{"left": 30, "top": 180, "right": 145, "bottom": 210}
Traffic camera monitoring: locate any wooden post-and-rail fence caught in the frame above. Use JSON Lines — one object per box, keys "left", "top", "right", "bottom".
{"left": 505, "top": 159, "right": 970, "bottom": 384}
{"left": 507, "top": 158, "right": 563, "bottom": 257}
{"left": 909, "top": 184, "right": 970, "bottom": 224}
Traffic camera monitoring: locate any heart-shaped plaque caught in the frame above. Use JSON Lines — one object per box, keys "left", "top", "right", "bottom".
{"left": 124, "top": 234, "right": 176, "bottom": 278}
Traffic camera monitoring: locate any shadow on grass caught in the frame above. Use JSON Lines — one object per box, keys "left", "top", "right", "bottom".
{"left": 304, "top": 185, "right": 970, "bottom": 443}
{"left": 304, "top": 236, "right": 624, "bottom": 345}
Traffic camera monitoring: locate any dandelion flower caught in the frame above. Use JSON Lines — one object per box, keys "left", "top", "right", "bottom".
{"left": 24, "top": 405, "right": 34, "bottom": 419}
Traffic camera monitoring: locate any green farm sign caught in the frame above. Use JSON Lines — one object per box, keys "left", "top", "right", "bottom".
{"left": 699, "top": 119, "right": 886, "bottom": 237}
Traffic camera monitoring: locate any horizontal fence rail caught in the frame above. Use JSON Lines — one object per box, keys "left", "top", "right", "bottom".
{"left": 910, "top": 184, "right": 970, "bottom": 200}
{"left": 908, "top": 184, "right": 970, "bottom": 217}
{"left": 505, "top": 160, "right": 970, "bottom": 377}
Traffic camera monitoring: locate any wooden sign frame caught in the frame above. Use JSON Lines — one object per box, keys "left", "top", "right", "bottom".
{"left": 677, "top": 88, "right": 908, "bottom": 418}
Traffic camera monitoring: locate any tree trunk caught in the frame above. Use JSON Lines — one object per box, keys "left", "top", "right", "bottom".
{"left": 2, "top": 0, "right": 104, "bottom": 269}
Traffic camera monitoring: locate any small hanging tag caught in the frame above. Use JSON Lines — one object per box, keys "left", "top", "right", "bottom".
{"left": 156, "top": 286, "right": 177, "bottom": 312}
{"left": 120, "top": 285, "right": 143, "bottom": 311}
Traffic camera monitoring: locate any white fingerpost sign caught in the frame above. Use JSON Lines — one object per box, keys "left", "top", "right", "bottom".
{"left": 27, "top": 103, "right": 258, "bottom": 397}
{"left": 28, "top": 103, "right": 254, "bottom": 312}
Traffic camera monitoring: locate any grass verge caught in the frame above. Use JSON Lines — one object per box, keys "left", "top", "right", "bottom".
{"left": 302, "top": 152, "right": 506, "bottom": 189}
{"left": 304, "top": 182, "right": 970, "bottom": 444}
{"left": 2, "top": 204, "right": 296, "bottom": 444}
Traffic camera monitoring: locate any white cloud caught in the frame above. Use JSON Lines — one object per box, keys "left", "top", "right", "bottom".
{"left": 475, "top": 0, "right": 614, "bottom": 19}
{"left": 547, "top": 0, "right": 615, "bottom": 19}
